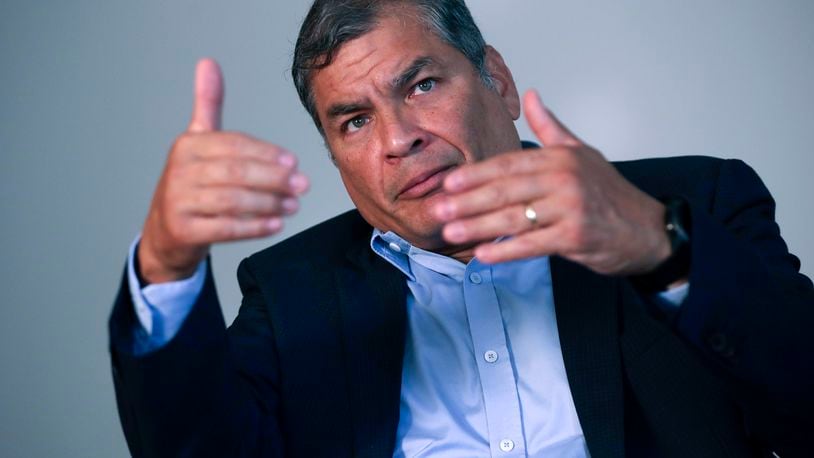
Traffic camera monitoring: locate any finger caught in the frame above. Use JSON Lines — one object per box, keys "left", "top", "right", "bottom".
{"left": 188, "top": 216, "right": 284, "bottom": 243}
{"left": 442, "top": 200, "right": 558, "bottom": 245}
{"left": 435, "top": 174, "right": 552, "bottom": 221}
{"left": 523, "top": 89, "right": 580, "bottom": 147}
{"left": 182, "top": 188, "right": 299, "bottom": 217}
{"left": 474, "top": 228, "right": 563, "bottom": 264}
{"left": 444, "top": 149, "right": 549, "bottom": 193}
{"left": 193, "top": 158, "right": 308, "bottom": 195}
{"left": 188, "top": 58, "right": 224, "bottom": 133}
{"left": 178, "top": 131, "right": 300, "bottom": 166}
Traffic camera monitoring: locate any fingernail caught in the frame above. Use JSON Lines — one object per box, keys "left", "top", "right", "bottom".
{"left": 289, "top": 173, "right": 309, "bottom": 193}
{"left": 267, "top": 217, "right": 283, "bottom": 231}
{"left": 282, "top": 197, "right": 299, "bottom": 214}
{"left": 435, "top": 201, "right": 453, "bottom": 220}
{"left": 444, "top": 223, "right": 465, "bottom": 242}
{"left": 445, "top": 173, "right": 463, "bottom": 191}
{"left": 277, "top": 153, "right": 297, "bottom": 168}
{"left": 474, "top": 246, "right": 491, "bottom": 262}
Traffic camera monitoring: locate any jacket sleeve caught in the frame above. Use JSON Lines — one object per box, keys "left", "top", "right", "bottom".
{"left": 673, "top": 158, "right": 814, "bottom": 454}
{"left": 109, "top": 258, "right": 285, "bottom": 458}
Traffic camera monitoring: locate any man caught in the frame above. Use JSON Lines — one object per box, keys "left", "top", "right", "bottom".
{"left": 110, "top": 0, "right": 813, "bottom": 456}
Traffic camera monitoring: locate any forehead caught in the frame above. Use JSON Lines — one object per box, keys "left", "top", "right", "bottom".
{"left": 310, "top": 14, "right": 463, "bottom": 114}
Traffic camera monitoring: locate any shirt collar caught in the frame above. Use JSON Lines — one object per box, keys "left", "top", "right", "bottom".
{"left": 368, "top": 139, "right": 540, "bottom": 281}
{"left": 370, "top": 229, "right": 415, "bottom": 281}
{"left": 370, "top": 229, "right": 471, "bottom": 282}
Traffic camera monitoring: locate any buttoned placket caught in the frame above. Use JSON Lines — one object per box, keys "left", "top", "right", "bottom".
{"left": 463, "top": 259, "right": 526, "bottom": 456}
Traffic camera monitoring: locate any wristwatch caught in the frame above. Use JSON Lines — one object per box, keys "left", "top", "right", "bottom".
{"left": 632, "top": 197, "right": 692, "bottom": 292}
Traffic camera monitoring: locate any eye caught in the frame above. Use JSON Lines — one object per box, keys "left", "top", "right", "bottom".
{"left": 344, "top": 115, "right": 369, "bottom": 133}
{"left": 411, "top": 78, "right": 436, "bottom": 96}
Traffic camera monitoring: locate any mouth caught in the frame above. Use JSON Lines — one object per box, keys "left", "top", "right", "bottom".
{"left": 397, "top": 164, "right": 457, "bottom": 200}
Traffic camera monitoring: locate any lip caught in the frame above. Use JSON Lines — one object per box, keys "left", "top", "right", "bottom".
{"left": 397, "top": 164, "right": 456, "bottom": 200}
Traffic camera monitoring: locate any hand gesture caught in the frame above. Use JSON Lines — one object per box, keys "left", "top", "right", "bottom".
{"left": 138, "top": 59, "right": 309, "bottom": 283}
{"left": 435, "top": 90, "right": 671, "bottom": 276}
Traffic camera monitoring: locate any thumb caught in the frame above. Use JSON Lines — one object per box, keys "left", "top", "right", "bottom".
{"left": 188, "top": 58, "right": 224, "bottom": 133}
{"left": 523, "top": 89, "right": 580, "bottom": 147}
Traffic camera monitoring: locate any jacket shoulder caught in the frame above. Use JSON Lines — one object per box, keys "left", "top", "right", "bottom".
{"left": 613, "top": 155, "right": 731, "bottom": 203}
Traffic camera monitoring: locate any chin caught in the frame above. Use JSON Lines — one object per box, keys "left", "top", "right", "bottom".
{"left": 401, "top": 223, "right": 447, "bottom": 251}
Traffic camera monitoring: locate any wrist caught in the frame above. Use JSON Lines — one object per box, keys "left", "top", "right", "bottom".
{"left": 631, "top": 196, "right": 692, "bottom": 292}
{"left": 137, "top": 234, "right": 206, "bottom": 285}
{"left": 630, "top": 198, "right": 671, "bottom": 274}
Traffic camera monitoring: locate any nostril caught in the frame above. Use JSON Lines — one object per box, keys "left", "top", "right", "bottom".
{"left": 411, "top": 138, "right": 423, "bottom": 150}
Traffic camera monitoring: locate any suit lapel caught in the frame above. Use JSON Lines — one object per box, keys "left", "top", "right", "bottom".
{"left": 335, "top": 239, "right": 407, "bottom": 457}
{"left": 550, "top": 257, "right": 625, "bottom": 458}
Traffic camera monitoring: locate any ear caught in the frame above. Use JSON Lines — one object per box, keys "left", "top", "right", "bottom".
{"left": 484, "top": 45, "right": 521, "bottom": 120}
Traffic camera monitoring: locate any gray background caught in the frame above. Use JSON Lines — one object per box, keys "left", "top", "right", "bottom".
{"left": 1, "top": 1, "right": 811, "bottom": 456}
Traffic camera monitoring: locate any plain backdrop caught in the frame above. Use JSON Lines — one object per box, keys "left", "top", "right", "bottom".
{"left": 1, "top": 1, "right": 812, "bottom": 456}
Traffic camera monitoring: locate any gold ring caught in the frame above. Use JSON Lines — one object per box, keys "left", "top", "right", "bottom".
{"left": 524, "top": 205, "right": 538, "bottom": 226}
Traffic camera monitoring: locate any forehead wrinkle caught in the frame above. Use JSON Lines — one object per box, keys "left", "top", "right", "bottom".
{"left": 324, "top": 54, "right": 417, "bottom": 120}
{"left": 316, "top": 15, "right": 447, "bottom": 125}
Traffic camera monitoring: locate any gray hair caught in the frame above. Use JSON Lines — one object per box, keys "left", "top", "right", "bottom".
{"left": 292, "top": 0, "right": 494, "bottom": 134}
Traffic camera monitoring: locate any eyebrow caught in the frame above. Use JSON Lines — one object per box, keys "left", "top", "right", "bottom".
{"left": 326, "top": 102, "right": 367, "bottom": 120}
{"left": 390, "top": 56, "right": 435, "bottom": 91}
{"left": 325, "top": 56, "right": 437, "bottom": 122}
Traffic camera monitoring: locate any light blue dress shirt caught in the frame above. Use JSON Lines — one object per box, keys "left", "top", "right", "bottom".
{"left": 127, "top": 232, "right": 688, "bottom": 457}
{"left": 372, "top": 230, "right": 589, "bottom": 457}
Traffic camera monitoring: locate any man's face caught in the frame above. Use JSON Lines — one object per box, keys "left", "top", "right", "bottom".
{"left": 311, "top": 12, "right": 521, "bottom": 250}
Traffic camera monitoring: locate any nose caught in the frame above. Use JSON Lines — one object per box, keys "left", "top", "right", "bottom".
{"left": 378, "top": 107, "right": 427, "bottom": 161}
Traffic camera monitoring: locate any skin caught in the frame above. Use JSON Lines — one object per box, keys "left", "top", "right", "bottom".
{"left": 311, "top": 12, "right": 676, "bottom": 276}
{"left": 138, "top": 59, "right": 309, "bottom": 283}
{"left": 311, "top": 13, "right": 522, "bottom": 259}
{"left": 139, "top": 8, "right": 681, "bottom": 284}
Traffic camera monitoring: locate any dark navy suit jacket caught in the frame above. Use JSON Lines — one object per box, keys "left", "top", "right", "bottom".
{"left": 110, "top": 156, "right": 814, "bottom": 457}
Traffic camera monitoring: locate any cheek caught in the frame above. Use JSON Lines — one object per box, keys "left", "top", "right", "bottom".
{"left": 337, "top": 155, "right": 383, "bottom": 206}
{"left": 417, "top": 96, "right": 470, "bottom": 144}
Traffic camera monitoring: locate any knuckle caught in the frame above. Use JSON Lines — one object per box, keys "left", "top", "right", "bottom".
{"left": 266, "top": 144, "right": 286, "bottom": 160}
{"left": 563, "top": 219, "right": 585, "bottom": 247}
{"left": 225, "top": 132, "right": 255, "bottom": 154}
{"left": 216, "top": 222, "right": 238, "bottom": 240}
{"left": 482, "top": 186, "right": 504, "bottom": 209}
{"left": 266, "top": 196, "right": 283, "bottom": 213}
{"left": 552, "top": 170, "right": 577, "bottom": 191}
{"left": 514, "top": 236, "right": 538, "bottom": 255}
{"left": 500, "top": 209, "right": 517, "bottom": 231}
{"left": 552, "top": 146, "right": 577, "bottom": 168}
{"left": 223, "top": 191, "right": 245, "bottom": 213}
{"left": 224, "top": 161, "right": 247, "bottom": 182}
{"left": 517, "top": 175, "right": 540, "bottom": 197}
{"left": 496, "top": 155, "right": 515, "bottom": 175}
{"left": 167, "top": 218, "right": 192, "bottom": 243}
{"left": 565, "top": 187, "right": 586, "bottom": 214}
{"left": 172, "top": 132, "right": 194, "bottom": 155}
{"left": 164, "top": 164, "right": 187, "bottom": 185}
{"left": 562, "top": 152, "right": 580, "bottom": 171}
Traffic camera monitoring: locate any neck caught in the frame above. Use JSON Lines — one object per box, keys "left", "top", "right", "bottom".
{"left": 434, "top": 242, "right": 477, "bottom": 264}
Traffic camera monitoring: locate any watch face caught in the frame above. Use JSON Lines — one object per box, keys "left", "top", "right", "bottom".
{"left": 663, "top": 197, "right": 690, "bottom": 247}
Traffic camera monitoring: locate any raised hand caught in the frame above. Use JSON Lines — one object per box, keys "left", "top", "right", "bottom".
{"left": 434, "top": 90, "right": 672, "bottom": 276}
{"left": 138, "top": 59, "right": 309, "bottom": 283}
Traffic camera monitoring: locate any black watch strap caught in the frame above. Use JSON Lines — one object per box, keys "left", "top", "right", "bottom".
{"left": 631, "top": 197, "right": 692, "bottom": 292}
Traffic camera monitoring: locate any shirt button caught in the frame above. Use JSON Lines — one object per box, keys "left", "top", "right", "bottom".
{"left": 469, "top": 272, "right": 482, "bottom": 284}
{"left": 484, "top": 350, "right": 499, "bottom": 363}
{"left": 499, "top": 439, "right": 515, "bottom": 452}
{"left": 388, "top": 242, "right": 402, "bottom": 253}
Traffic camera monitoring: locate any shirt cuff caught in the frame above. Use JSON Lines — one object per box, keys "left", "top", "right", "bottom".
{"left": 127, "top": 235, "right": 207, "bottom": 348}
{"left": 654, "top": 281, "right": 690, "bottom": 308}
